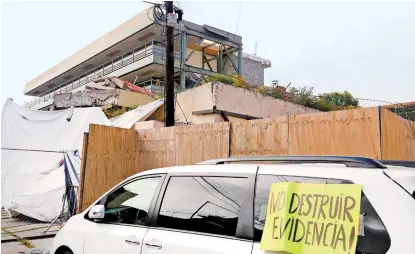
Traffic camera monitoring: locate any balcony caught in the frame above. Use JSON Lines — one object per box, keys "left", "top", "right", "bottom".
{"left": 23, "top": 40, "right": 177, "bottom": 108}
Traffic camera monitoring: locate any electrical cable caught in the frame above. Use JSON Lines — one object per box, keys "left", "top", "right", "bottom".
{"left": 224, "top": 0, "right": 244, "bottom": 75}
{"left": 176, "top": 99, "right": 188, "bottom": 124}
{"left": 193, "top": 177, "right": 240, "bottom": 212}
{"left": 200, "top": 177, "right": 241, "bottom": 209}
{"left": 234, "top": 1, "right": 244, "bottom": 36}
{"left": 210, "top": 178, "right": 239, "bottom": 204}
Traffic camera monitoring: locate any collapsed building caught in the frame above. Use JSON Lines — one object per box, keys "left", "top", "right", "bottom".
{"left": 23, "top": 5, "right": 271, "bottom": 111}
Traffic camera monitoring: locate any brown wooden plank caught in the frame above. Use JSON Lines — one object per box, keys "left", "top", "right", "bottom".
{"left": 77, "top": 132, "right": 89, "bottom": 213}
{"left": 136, "top": 127, "right": 176, "bottom": 171}
{"left": 175, "top": 122, "right": 230, "bottom": 165}
{"left": 289, "top": 108, "right": 381, "bottom": 159}
{"left": 230, "top": 117, "right": 289, "bottom": 157}
{"left": 80, "top": 124, "right": 138, "bottom": 211}
{"left": 381, "top": 108, "right": 415, "bottom": 160}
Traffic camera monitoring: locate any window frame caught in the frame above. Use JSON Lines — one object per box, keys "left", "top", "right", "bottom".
{"left": 253, "top": 173, "right": 391, "bottom": 254}
{"left": 86, "top": 173, "right": 166, "bottom": 228}
{"left": 149, "top": 171, "right": 256, "bottom": 241}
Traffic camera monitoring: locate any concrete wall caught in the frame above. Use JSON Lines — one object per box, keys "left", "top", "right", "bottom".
{"left": 213, "top": 83, "right": 320, "bottom": 118}
{"left": 134, "top": 120, "right": 164, "bottom": 130}
{"left": 224, "top": 53, "right": 271, "bottom": 87}
{"left": 25, "top": 7, "right": 154, "bottom": 93}
{"left": 241, "top": 57, "right": 265, "bottom": 87}
{"left": 118, "top": 90, "right": 155, "bottom": 107}
{"left": 175, "top": 82, "right": 319, "bottom": 124}
{"left": 176, "top": 83, "right": 215, "bottom": 124}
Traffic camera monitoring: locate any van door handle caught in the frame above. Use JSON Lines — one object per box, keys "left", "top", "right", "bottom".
{"left": 145, "top": 242, "right": 162, "bottom": 249}
{"left": 125, "top": 239, "right": 140, "bottom": 245}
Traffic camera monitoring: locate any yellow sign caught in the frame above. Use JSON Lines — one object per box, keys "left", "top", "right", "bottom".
{"left": 260, "top": 182, "right": 362, "bottom": 254}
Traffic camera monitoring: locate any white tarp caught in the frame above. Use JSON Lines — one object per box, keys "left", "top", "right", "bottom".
{"left": 1, "top": 99, "right": 110, "bottom": 221}
{"left": 109, "top": 99, "right": 163, "bottom": 129}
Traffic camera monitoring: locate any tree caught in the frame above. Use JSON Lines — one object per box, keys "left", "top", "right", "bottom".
{"left": 315, "top": 91, "right": 359, "bottom": 111}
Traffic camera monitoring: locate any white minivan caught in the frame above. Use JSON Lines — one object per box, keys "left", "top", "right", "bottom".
{"left": 50, "top": 156, "right": 415, "bottom": 254}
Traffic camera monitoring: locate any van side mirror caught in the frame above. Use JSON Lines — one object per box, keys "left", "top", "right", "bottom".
{"left": 88, "top": 205, "right": 105, "bottom": 220}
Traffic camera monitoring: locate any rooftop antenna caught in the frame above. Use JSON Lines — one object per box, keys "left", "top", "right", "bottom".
{"left": 254, "top": 41, "right": 257, "bottom": 56}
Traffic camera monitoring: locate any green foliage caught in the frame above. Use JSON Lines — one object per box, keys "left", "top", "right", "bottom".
{"left": 103, "top": 105, "right": 138, "bottom": 119}
{"left": 389, "top": 106, "right": 415, "bottom": 121}
{"left": 206, "top": 74, "right": 360, "bottom": 112}
{"left": 255, "top": 85, "right": 360, "bottom": 112}
{"left": 206, "top": 74, "right": 235, "bottom": 85}
{"left": 233, "top": 74, "right": 249, "bottom": 89}
{"left": 205, "top": 74, "right": 248, "bottom": 89}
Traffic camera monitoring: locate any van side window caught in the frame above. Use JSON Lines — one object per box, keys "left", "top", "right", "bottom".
{"left": 254, "top": 175, "right": 391, "bottom": 254}
{"left": 102, "top": 176, "right": 161, "bottom": 225}
{"left": 157, "top": 176, "right": 248, "bottom": 237}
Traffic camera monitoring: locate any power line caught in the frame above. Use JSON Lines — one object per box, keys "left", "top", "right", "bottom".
{"left": 176, "top": 96, "right": 189, "bottom": 124}
{"left": 200, "top": 177, "right": 241, "bottom": 209}
{"left": 192, "top": 177, "right": 239, "bottom": 212}
{"left": 234, "top": 1, "right": 244, "bottom": 36}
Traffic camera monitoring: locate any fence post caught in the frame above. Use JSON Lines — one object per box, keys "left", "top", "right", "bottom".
{"left": 77, "top": 132, "right": 90, "bottom": 213}
{"left": 378, "top": 106, "right": 383, "bottom": 160}
{"left": 287, "top": 114, "right": 290, "bottom": 155}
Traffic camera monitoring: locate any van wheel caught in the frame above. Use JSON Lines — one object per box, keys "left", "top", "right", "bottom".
{"left": 55, "top": 246, "right": 73, "bottom": 254}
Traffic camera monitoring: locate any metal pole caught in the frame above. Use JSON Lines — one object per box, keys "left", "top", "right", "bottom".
{"left": 43, "top": 211, "right": 62, "bottom": 235}
{"left": 180, "top": 26, "right": 187, "bottom": 91}
{"left": 165, "top": 1, "right": 175, "bottom": 127}
{"left": 237, "top": 45, "right": 243, "bottom": 75}
{"left": 218, "top": 45, "right": 223, "bottom": 73}
{"left": 60, "top": 192, "right": 67, "bottom": 225}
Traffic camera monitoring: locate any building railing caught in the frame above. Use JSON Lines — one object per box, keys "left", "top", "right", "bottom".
{"left": 137, "top": 79, "right": 164, "bottom": 87}
{"left": 137, "top": 79, "right": 171, "bottom": 96}
{"left": 24, "top": 40, "right": 166, "bottom": 108}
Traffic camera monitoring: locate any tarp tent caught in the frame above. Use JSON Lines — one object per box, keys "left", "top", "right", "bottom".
{"left": 1, "top": 99, "right": 110, "bottom": 221}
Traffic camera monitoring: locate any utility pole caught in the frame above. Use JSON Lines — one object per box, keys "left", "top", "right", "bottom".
{"left": 164, "top": 1, "right": 175, "bottom": 127}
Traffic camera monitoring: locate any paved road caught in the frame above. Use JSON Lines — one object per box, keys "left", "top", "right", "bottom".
{"left": 1, "top": 237, "right": 53, "bottom": 254}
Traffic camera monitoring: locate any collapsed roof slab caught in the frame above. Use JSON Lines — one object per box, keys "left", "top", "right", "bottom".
{"left": 53, "top": 89, "right": 155, "bottom": 109}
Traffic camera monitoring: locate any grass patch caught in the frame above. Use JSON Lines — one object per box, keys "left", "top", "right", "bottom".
{"left": 1, "top": 227, "right": 35, "bottom": 248}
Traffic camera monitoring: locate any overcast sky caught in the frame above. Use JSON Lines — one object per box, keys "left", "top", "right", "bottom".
{"left": 1, "top": 1, "right": 415, "bottom": 106}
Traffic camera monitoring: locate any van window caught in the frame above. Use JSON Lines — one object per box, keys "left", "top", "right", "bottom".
{"left": 157, "top": 176, "right": 248, "bottom": 237}
{"left": 254, "top": 175, "right": 391, "bottom": 254}
{"left": 102, "top": 176, "right": 161, "bottom": 225}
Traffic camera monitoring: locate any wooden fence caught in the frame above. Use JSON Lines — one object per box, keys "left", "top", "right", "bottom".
{"left": 78, "top": 107, "right": 415, "bottom": 211}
